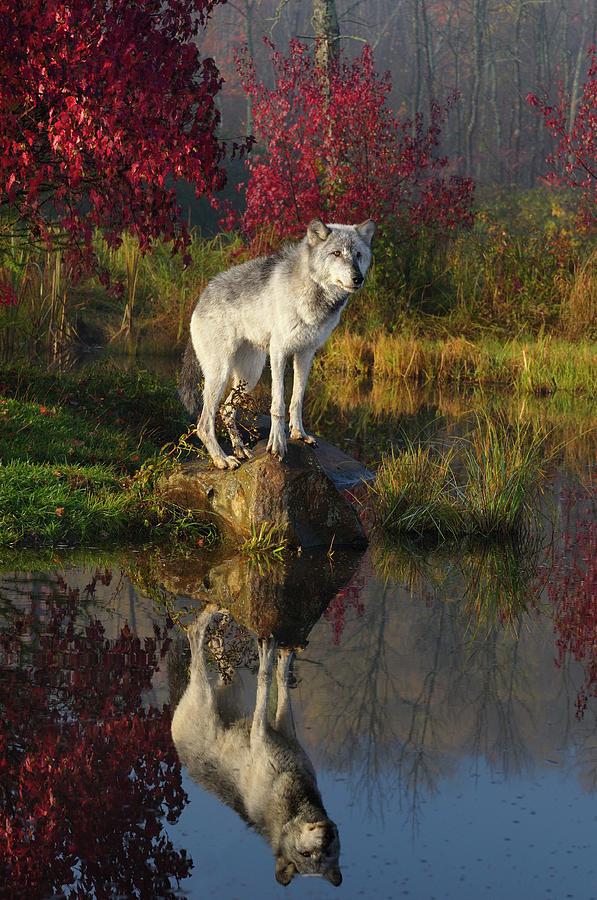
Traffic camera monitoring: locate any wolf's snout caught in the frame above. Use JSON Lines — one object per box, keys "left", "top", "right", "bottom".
{"left": 352, "top": 273, "right": 363, "bottom": 286}
{"left": 322, "top": 831, "right": 334, "bottom": 849}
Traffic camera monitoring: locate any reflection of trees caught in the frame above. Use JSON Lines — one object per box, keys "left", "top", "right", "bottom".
{"left": 0, "top": 576, "right": 190, "bottom": 898}
{"left": 315, "top": 575, "right": 397, "bottom": 816}
{"left": 303, "top": 572, "right": 458, "bottom": 825}
{"left": 299, "top": 530, "right": 567, "bottom": 826}
{"left": 466, "top": 628, "right": 533, "bottom": 779}
{"left": 398, "top": 601, "right": 451, "bottom": 830}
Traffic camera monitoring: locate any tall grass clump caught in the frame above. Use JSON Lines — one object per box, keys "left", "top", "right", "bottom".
{"left": 371, "top": 441, "right": 461, "bottom": 539}
{"left": 461, "top": 418, "right": 550, "bottom": 537}
{"left": 370, "top": 418, "right": 553, "bottom": 542}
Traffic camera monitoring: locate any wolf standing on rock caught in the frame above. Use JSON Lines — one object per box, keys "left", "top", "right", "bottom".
{"left": 179, "top": 218, "right": 376, "bottom": 469}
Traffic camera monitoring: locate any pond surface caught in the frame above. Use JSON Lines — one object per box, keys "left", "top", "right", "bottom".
{"left": 2, "top": 380, "right": 597, "bottom": 899}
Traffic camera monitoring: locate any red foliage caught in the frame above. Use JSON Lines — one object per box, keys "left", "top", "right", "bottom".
{"left": 228, "top": 40, "right": 473, "bottom": 246}
{"left": 0, "top": 281, "right": 18, "bottom": 308}
{"left": 0, "top": 576, "right": 190, "bottom": 898}
{"left": 529, "top": 49, "right": 597, "bottom": 229}
{"left": 0, "top": 0, "right": 227, "bottom": 276}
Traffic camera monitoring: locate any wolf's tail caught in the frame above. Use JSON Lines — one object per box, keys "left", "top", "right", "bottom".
{"left": 178, "top": 337, "right": 203, "bottom": 419}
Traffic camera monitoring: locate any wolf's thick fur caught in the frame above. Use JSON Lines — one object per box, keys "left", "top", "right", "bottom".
{"left": 179, "top": 218, "right": 375, "bottom": 468}
{"left": 171, "top": 607, "right": 342, "bottom": 886}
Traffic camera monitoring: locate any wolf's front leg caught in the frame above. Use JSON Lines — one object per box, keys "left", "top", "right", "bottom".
{"left": 251, "top": 637, "right": 277, "bottom": 747}
{"left": 267, "top": 348, "right": 288, "bottom": 460}
{"left": 274, "top": 648, "right": 296, "bottom": 740}
{"left": 289, "top": 348, "right": 317, "bottom": 446}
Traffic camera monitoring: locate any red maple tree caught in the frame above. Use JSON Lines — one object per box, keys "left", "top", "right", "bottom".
{"left": 1, "top": 0, "right": 227, "bottom": 277}
{"left": 226, "top": 40, "right": 473, "bottom": 246}
{"left": 529, "top": 49, "right": 597, "bottom": 229}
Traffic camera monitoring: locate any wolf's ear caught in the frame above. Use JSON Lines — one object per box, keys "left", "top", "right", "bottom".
{"left": 357, "top": 219, "right": 376, "bottom": 246}
{"left": 307, "top": 219, "right": 331, "bottom": 245}
{"left": 324, "top": 867, "right": 343, "bottom": 886}
{"left": 275, "top": 859, "right": 297, "bottom": 885}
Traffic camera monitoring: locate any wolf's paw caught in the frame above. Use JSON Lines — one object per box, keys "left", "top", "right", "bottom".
{"left": 233, "top": 443, "right": 254, "bottom": 460}
{"left": 266, "top": 436, "right": 287, "bottom": 461}
{"left": 212, "top": 454, "right": 241, "bottom": 470}
{"left": 290, "top": 428, "right": 318, "bottom": 447}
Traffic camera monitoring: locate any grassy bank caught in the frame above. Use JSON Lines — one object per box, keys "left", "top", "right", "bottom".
{"left": 318, "top": 330, "right": 597, "bottom": 397}
{"left": 0, "top": 365, "right": 215, "bottom": 549}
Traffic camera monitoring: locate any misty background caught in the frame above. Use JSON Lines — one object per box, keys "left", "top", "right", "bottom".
{"left": 195, "top": 0, "right": 597, "bottom": 192}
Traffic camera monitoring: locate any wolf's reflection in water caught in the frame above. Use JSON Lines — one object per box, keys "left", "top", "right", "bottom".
{"left": 171, "top": 605, "right": 342, "bottom": 887}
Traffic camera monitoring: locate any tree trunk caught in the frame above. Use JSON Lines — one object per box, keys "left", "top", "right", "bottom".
{"left": 312, "top": 0, "right": 340, "bottom": 71}
{"left": 465, "top": 0, "right": 487, "bottom": 179}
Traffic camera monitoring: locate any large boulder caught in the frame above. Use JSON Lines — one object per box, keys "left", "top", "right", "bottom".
{"left": 160, "top": 432, "right": 370, "bottom": 550}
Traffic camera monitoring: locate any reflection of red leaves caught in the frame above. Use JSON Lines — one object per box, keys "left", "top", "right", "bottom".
{"left": 0, "top": 282, "right": 18, "bottom": 307}
{"left": 0, "top": 578, "right": 189, "bottom": 897}
{"left": 325, "top": 570, "right": 366, "bottom": 645}
{"left": 546, "top": 487, "right": 597, "bottom": 719}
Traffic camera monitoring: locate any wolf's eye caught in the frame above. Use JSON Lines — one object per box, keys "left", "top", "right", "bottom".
{"left": 301, "top": 851, "right": 312, "bottom": 858}
{"left": 332, "top": 250, "right": 341, "bottom": 257}
{"left": 356, "top": 252, "right": 362, "bottom": 260}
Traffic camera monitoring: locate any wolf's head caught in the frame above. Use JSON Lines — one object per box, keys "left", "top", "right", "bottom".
{"left": 275, "top": 817, "right": 342, "bottom": 886}
{"left": 306, "top": 218, "right": 376, "bottom": 296}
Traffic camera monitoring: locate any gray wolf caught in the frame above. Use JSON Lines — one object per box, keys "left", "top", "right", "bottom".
{"left": 179, "top": 218, "right": 376, "bottom": 469}
{"left": 171, "top": 606, "right": 342, "bottom": 886}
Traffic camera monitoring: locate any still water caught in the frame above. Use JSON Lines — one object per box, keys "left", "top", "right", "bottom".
{"left": 1, "top": 384, "right": 597, "bottom": 899}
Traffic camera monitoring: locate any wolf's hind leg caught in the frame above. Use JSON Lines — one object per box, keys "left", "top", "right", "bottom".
{"left": 220, "top": 394, "right": 253, "bottom": 460}
{"left": 222, "top": 349, "right": 267, "bottom": 460}
{"left": 171, "top": 605, "right": 221, "bottom": 742}
{"left": 198, "top": 366, "right": 240, "bottom": 470}
{"left": 188, "top": 605, "right": 220, "bottom": 681}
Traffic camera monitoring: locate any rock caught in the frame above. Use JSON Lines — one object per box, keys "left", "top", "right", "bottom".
{"left": 160, "top": 432, "right": 369, "bottom": 550}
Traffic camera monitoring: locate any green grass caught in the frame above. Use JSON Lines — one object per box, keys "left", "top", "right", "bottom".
{"left": 371, "top": 442, "right": 460, "bottom": 540}
{"left": 369, "top": 419, "right": 553, "bottom": 541}
{"left": 240, "top": 521, "right": 288, "bottom": 557}
{"left": 0, "top": 364, "right": 218, "bottom": 549}
{"left": 462, "top": 418, "right": 551, "bottom": 537}
{"left": 0, "top": 461, "right": 129, "bottom": 546}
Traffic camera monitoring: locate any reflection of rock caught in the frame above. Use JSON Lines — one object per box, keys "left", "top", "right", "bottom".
{"left": 158, "top": 548, "right": 364, "bottom": 644}
{"left": 160, "top": 436, "right": 369, "bottom": 550}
